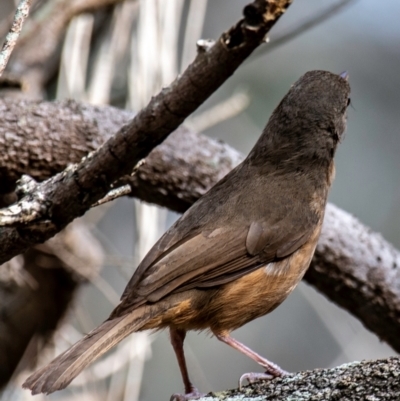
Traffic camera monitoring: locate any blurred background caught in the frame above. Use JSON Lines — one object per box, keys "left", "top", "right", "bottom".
{"left": 0, "top": 0, "right": 399, "bottom": 400}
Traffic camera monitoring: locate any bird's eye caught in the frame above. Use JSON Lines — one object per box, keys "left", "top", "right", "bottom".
{"left": 347, "top": 97, "right": 351, "bottom": 107}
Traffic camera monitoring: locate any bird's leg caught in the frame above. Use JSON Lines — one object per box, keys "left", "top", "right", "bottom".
{"left": 169, "top": 327, "right": 205, "bottom": 401}
{"left": 170, "top": 328, "right": 194, "bottom": 394}
{"left": 214, "top": 331, "right": 289, "bottom": 388}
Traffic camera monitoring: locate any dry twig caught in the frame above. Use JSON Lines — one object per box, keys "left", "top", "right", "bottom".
{"left": 0, "top": 0, "right": 32, "bottom": 77}
{"left": 260, "top": 0, "right": 358, "bottom": 56}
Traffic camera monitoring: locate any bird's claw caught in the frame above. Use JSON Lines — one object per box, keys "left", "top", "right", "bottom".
{"left": 239, "top": 369, "right": 290, "bottom": 389}
{"left": 170, "top": 389, "right": 206, "bottom": 401}
{"left": 239, "top": 372, "right": 273, "bottom": 389}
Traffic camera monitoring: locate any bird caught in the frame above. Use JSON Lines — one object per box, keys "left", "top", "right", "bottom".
{"left": 23, "top": 70, "right": 351, "bottom": 400}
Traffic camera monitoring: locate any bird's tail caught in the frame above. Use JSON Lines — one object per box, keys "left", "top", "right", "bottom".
{"left": 23, "top": 304, "right": 157, "bottom": 395}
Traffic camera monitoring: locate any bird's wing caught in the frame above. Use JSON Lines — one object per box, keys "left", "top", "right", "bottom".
{"left": 118, "top": 212, "right": 316, "bottom": 308}
{"left": 182, "top": 220, "right": 314, "bottom": 290}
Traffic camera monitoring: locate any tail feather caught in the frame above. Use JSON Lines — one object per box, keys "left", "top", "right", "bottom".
{"left": 23, "top": 305, "right": 154, "bottom": 394}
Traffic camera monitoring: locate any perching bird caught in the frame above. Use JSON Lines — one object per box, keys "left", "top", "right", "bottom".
{"left": 23, "top": 70, "right": 350, "bottom": 400}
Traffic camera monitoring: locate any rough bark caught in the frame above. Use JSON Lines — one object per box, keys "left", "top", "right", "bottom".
{"left": 0, "top": 98, "right": 133, "bottom": 194}
{"left": 0, "top": 98, "right": 243, "bottom": 210}
{"left": 198, "top": 357, "right": 400, "bottom": 400}
{"left": 1, "top": 98, "right": 400, "bottom": 354}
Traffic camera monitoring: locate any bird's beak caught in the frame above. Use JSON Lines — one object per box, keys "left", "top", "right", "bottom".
{"left": 340, "top": 71, "right": 349, "bottom": 81}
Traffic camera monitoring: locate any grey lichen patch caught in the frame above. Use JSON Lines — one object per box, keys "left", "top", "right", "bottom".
{"left": 196, "top": 357, "right": 400, "bottom": 400}
{"left": 286, "top": 391, "right": 312, "bottom": 401}
{"left": 197, "top": 391, "right": 260, "bottom": 400}
{"left": 0, "top": 191, "right": 46, "bottom": 225}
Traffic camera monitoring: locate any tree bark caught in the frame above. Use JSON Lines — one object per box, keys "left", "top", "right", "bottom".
{"left": 0, "top": 98, "right": 243, "bottom": 209}
{"left": 197, "top": 357, "right": 400, "bottom": 400}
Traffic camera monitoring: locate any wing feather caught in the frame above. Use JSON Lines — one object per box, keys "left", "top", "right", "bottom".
{"left": 117, "top": 211, "right": 317, "bottom": 311}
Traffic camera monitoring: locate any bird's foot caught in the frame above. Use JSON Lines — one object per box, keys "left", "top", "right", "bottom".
{"left": 170, "top": 388, "right": 206, "bottom": 401}
{"left": 239, "top": 368, "right": 289, "bottom": 389}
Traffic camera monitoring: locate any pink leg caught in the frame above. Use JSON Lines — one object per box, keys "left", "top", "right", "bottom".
{"left": 169, "top": 328, "right": 205, "bottom": 401}
{"left": 214, "top": 331, "right": 288, "bottom": 387}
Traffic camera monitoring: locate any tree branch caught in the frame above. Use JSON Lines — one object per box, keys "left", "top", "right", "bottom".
{"left": 259, "top": 0, "right": 358, "bottom": 56}
{"left": 198, "top": 357, "right": 400, "bottom": 400}
{"left": 5, "top": 0, "right": 126, "bottom": 95}
{"left": 0, "top": 0, "right": 32, "bottom": 77}
{"left": 1, "top": 98, "right": 400, "bottom": 354}
{"left": 308, "top": 204, "right": 400, "bottom": 354}
{"left": 0, "top": 98, "right": 243, "bottom": 210}
{"left": 0, "top": 0, "right": 293, "bottom": 263}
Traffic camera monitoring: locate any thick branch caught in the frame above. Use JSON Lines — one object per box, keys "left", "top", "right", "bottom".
{"left": 307, "top": 204, "right": 400, "bottom": 354}
{"left": 0, "top": 99, "right": 134, "bottom": 193}
{"left": 0, "top": 0, "right": 293, "bottom": 263}
{"left": 1, "top": 98, "right": 400, "bottom": 353}
{"left": 0, "top": 98, "right": 242, "bottom": 210}
{"left": 198, "top": 357, "right": 400, "bottom": 400}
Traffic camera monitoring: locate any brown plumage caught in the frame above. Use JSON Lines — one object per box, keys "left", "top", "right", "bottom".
{"left": 23, "top": 70, "right": 351, "bottom": 399}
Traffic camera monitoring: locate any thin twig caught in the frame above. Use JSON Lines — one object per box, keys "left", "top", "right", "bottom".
{"left": 0, "top": 0, "right": 32, "bottom": 77}
{"left": 92, "top": 160, "right": 145, "bottom": 207}
{"left": 185, "top": 89, "right": 250, "bottom": 132}
{"left": 92, "top": 185, "right": 132, "bottom": 207}
{"left": 259, "top": 0, "right": 357, "bottom": 56}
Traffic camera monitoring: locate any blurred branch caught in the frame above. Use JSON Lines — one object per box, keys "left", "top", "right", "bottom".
{"left": 5, "top": 0, "right": 127, "bottom": 95}
{"left": 1, "top": 98, "right": 400, "bottom": 354}
{"left": 259, "top": 0, "right": 357, "bottom": 56}
{"left": 180, "top": 0, "right": 208, "bottom": 72}
{"left": 0, "top": 0, "right": 32, "bottom": 77}
{"left": 306, "top": 204, "right": 400, "bottom": 354}
{"left": 0, "top": 222, "right": 102, "bottom": 389}
{"left": 2, "top": 0, "right": 357, "bottom": 96}
{"left": 0, "top": 0, "right": 292, "bottom": 262}
{"left": 185, "top": 89, "right": 250, "bottom": 132}
{"left": 198, "top": 357, "right": 400, "bottom": 400}
{"left": 0, "top": 249, "right": 76, "bottom": 390}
